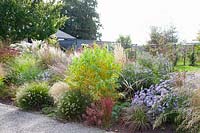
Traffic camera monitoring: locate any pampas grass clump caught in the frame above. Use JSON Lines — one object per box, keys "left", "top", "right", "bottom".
{"left": 113, "top": 43, "right": 127, "bottom": 66}
{"left": 49, "top": 81, "right": 69, "bottom": 103}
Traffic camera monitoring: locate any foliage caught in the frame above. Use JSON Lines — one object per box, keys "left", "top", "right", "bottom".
{"left": 122, "top": 106, "right": 151, "bottom": 132}
{"left": 118, "top": 52, "right": 172, "bottom": 99}
{"left": 118, "top": 64, "right": 154, "bottom": 99}
{"left": 0, "top": 0, "right": 66, "bottom": 45}
{"left": 152, "top": 89, "right": 189, "bottom": 129}
{"left": 197, "top": 31, "right": 200, "bottom": 41}
{"left": 148, "top": 25, "right": 178, "bottom": 45}
{"left": 0, "top": 64, "right": 5, "bottom": 79}
{"left": 0, "top": 77, "right": 4, "bottom": 89}
{"left": 148, "top": 26, "right": 162, "bottom": 45}
{"left": 0, "top": 64, "right": 15, "bottom": 100}
{"left": 100, "top": 97, "right": 114, "bottom": 127}
{"left": 137, "top": 52, "right": 173, "bottom": 77}
{"left": 174, "top": 65, "right": 200, "bottom": 72}
{"left": 62, "top": 0, "right": 102, "bottom": 40}
{"left": 49, "top": 81, "right": 69, "bottom": 103}
{"left": 0, "top": 47, "right": 19, "bottom": 63}
{"left": 125, "top": 48, "right": 135, "bottom": 60}
{"left": 116, "top": 35, "right": 132, "bottom": 49}
{"left": 16, "top": 82, "right": 54, "bottom": 110}
{"left": 6, "top": 53, "right": 43, "bottom": 85}
{"left": 42, "top": 106, "right": 57, "bottom": 117}
{"left": 83, "top": 102, "right": 104, "bottom": 127}
{"left": 0, "top": 64, "right": 6, "bottom": 94}
{"left": 0, "top": 86, "right": 16, "bottom": 100}
{"left": 83, "top": 97, "right": 114, "bottom": 127}
{"left": 57, "top": 89, "right": 91, "bottom": 120}
{"left": 188, "top": 52, "right": 196, "bottom": 66}
{"left": 10, "top": 40, "right": 42, "bottom": 53}
{"left": 112, "top": 101, "right": 130, "bottom": 122}
{"left": 177, "top": 89, "right": 200, "bottom": 132}
{"left": 36, "top": 45, "right": 70, "bottom": 67}
{"left": 46, "top": 35, "right": 59, "bottom": 47}
{"left": 66, "top": 47, "right": 122, "bottom": 100}
{"left": 11, "top": 41, "right": 72, "bottom": 80}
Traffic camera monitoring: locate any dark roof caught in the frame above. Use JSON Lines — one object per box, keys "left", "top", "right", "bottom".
{"left": 55, "top": 30, "right": 76, "bottom": 40}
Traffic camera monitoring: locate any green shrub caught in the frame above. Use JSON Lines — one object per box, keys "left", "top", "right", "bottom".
{"left": 153, "top": 90, "right": 189, "bottom": 129}
{"left": 0, "top": 63, "right": 5, "bottom": 87}
{"left": 16, "top": 82, "right": 54, "bottom": 110}
{"left": 188, "top": 52, "right": 196, "bottom": 66}
{"left": 66, "top": 46, "right": 122, "bottom": 100}
{"left": 118, "top": 64, "right": 155, "bottom": 99}
{"left": 57, "top": 89, "right": 91, "bottom": 120}
{"left": 0, "top": 77, "right": 4, "bottom": 89}
{"left": 137, "top": 52, "right": 172, "bottom": 77}
{"left": 118, "top": 52, "right": 172, "bottom": 99}
{"left": 0, "top": 86, "right": 16, "bottom": 100}
{"left": 0, "top": 64, "right": 13, "bottom": 99}
{"left": 7, "top": 53, "right": 43, "bottom": 85}
{"left": 112, "top": 101, "right": 130, "bottom": 122}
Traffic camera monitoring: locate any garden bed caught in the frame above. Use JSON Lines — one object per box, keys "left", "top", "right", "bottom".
{"left": 1, "top": 41, "right": 200, "bottom": 132}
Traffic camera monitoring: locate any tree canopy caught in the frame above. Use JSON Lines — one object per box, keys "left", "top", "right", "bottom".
{"left": 61, "top": 0, "right": 102, "bottom": 40}
{"left": 116, "top": 35, "right": 132, "bottom": 49}
{"left": 197, "top": 32, "right": 200, "bottom": 41}
{"left": 0, "top": 0, "right": 66, "bottom": 45}
{"left": 148, "top": 25, "right": 178, "bottom": 45}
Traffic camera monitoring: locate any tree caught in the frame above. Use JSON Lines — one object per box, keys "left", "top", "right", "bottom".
{"left": 0, "top": 0, "right": 66, "bottom": 45}
{"left": 163, "top": 25, "right": 178, "bottom": 44}
{"left": 148, "top": 26, "right": 162, "bottom": 45}
{"left": 116, "top": 35, "right": 132, "bottom": 49}
{"left": 147, "top": 25, "right": 178, "bottom": 65}
{"left": 197, "top": 32, "right": 200, "bottom": 41}
{"left": 61, "top": 0, "right": 102, "bottom": 40}
{"left": 148, "top": 25, "right": 178, "bottom": 45}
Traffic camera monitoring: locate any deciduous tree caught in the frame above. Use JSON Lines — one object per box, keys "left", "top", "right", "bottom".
{"left": 116, "top": 35, "right": 132, "bottom": 49}
{"left": 0, "top": 0, "right": 66, "bottom": 45}
{"left": 61, "top": 0, "right": 102, "bottom": 40}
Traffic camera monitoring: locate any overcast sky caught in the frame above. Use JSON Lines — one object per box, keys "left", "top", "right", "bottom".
{"left": 97, "top": 0, "right": 200, "bottom": 44}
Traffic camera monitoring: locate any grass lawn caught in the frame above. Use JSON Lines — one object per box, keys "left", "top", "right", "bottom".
{"left": 174, "top": 60, "right": 200, "bottom": 72}
{"left": 174, "top": 65, "right": 200, "bottom": 72}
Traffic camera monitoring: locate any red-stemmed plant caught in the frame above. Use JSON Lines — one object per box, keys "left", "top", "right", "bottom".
{"left": 82, "top": 97, "right": 114, "bottom": 128}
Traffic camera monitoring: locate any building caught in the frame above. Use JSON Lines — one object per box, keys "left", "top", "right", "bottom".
{"left": 54, "top": 30, "right": 115, "bottom": 50}
{"left": 55, "top": 30, "right": 77, "bottom": 49}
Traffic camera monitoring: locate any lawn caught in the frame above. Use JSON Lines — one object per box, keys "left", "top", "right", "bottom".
{"left": 174, "top": 65, "right": 200, "bottom": 72}
{"left": 174, "top": 60, "right": 200, "bottom": 72}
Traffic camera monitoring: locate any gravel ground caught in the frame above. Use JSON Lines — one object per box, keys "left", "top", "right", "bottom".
{"left": 0, "top": 103, "right": 105, "bottom": 133}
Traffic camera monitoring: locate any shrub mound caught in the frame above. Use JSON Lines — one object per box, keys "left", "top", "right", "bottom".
{"left": 7, "top": 53, "right": 43, "bottom": 85}
{"left": 57, "top": 89, "right": 91, "bottom": 120}
{"left": 16, "top": 82, "right": 54, "bottom": 110}
{"left": 66, "top": 46, "right": 122, "bottom": 100}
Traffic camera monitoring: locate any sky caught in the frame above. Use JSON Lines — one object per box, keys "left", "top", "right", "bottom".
{"left": 97, "top": 0, "right": 200, "bottom": 44}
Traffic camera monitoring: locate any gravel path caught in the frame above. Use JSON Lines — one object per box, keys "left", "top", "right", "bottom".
{"left": 0, "top": 103, "right": 104, "bottom": 133}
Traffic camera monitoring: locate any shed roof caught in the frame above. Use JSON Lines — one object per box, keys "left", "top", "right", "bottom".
{"left": 55, "top": 30, "right": 76, "bottom": 40}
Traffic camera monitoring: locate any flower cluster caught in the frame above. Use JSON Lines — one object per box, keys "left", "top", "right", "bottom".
{"left": 131, "top": 79, "right": 174, "bottom": 108}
